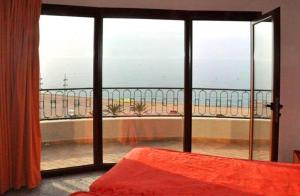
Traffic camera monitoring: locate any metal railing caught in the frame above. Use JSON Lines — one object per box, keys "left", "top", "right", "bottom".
{"left": 39, "top": 87, "right": 272, "bottom": 120}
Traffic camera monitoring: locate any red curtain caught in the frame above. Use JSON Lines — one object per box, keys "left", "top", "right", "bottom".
{"left": 0, "top": 0, "right": 42, "bottom": 194}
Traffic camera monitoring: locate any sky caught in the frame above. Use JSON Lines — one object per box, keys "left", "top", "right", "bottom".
{"left": 39, "top": 16, "right": 272, "bottom": 90}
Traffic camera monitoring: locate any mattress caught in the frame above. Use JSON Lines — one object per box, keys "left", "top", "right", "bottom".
{"left": 71, "top": 147, "right": 300, "bottom": 196}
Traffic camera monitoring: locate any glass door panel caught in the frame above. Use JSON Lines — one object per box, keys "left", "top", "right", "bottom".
{"left": 192, "top": 21, "right": 251, "bottom": 159}
{"left": 251, "top": 8, "right": 281, "bottom": 161}
{"left": 252, "top": 19, "right": 273, "bottom": 160}
{"left": 102, "top": 19, "right": 185, "bottom": 163}
{"left": 39, "top": 16, "right": 94, "bottom": 170}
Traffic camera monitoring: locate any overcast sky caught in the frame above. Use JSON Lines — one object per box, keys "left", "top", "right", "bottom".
{"left": 39, "top": 16, "right": 272, "bottom": 89}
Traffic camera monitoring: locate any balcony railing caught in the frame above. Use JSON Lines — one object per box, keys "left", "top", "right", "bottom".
{"left": 39, "top": 87, "right": 272, "bottom": 120}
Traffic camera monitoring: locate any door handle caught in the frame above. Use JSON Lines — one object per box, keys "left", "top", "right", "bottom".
{"left": 265, "top": 102, "right": 283, "bottom": 110}
{"left": 265, "top": 100, "right": 283, "bottom": 120}
{"left": 265, "top": 103, "right": 274, "bottom": 109}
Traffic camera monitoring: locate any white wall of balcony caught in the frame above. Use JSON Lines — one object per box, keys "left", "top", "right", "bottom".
{"left": 41, "top": 118, "right": 270, "bottom": 143}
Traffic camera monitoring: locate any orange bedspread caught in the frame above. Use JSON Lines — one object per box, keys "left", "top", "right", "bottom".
{"left": 72, "top": 148, "right": 300, "bottom": 196}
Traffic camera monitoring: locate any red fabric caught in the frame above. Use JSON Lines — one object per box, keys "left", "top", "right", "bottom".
{"left": 72, "top": 148, "right": 300, "bottom": 196}
{"left": 0, "top": 0, "right": 42, "bottom": 194}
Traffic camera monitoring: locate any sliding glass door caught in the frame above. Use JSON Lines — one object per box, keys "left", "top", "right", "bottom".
{"left": 39, "top": 6, "right": 281, "bottom": 174}
{"left": 39, "top": 16, "right": 94, "bottom": 170}
{"left": 191, "top": 21, "right": 251, "bottom": 159}
{"left": 102, "top": 19, "right": 185, "bottom": 163}
{"left": 191, "top": 8, "right": 281, "bottom": 161}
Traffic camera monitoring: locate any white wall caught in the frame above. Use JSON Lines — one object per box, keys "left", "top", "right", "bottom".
{"left": 42, "top": 0, "right": 300, "bottom": 162}
{"left": 41, "top": 118, "right": 270, "bottom": 143}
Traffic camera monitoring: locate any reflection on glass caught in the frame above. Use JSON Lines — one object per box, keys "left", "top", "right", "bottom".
{"left": 39, "top": 16, "right": 94, "bottom": 170}
{"left": 103, "top": 19, "right": 184, "bottom": 163}
{"left": 192, "top": 21, "right": 251, "bottom": 159}
{"left": 253, "top": 20, "right": 273, "bottom": 161}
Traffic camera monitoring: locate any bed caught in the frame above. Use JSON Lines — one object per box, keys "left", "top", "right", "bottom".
{"left": 71, "top": 147, "right": 300, "bottom": 196}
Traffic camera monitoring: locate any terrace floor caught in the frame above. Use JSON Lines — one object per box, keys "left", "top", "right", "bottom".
{"left": 41, "top": 140, "right": 270, "bottom": 171}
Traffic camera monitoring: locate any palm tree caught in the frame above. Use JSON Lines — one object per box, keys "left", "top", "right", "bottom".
{"left": 133, "top": 102, "right": 148, "bottom": 117}
{"left": 104, "top": 104, "right": 123, "bottom": 117}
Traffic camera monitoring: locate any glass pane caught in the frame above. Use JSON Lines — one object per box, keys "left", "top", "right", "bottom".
{"left": 192, "top": 21, "right": 251, "bottom": 159}
{"left": 103, "top": 19, "right": 184, "bottom": 163}
{"left": 39, "top": 16, "right": 94, "bottom": 170}
{"left": 253, "top": 19, "right": 273, "bottom": 161}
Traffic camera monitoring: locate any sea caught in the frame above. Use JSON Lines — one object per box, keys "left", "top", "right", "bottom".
{"left": 40, "top": 57, "right": 252, "bottom": 90}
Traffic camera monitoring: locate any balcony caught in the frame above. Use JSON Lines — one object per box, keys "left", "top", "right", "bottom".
{"left": 40, "top": 87, "right": 271, "bottom": 170}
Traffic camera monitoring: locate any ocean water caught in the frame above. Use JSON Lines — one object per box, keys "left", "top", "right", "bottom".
{"left": 40, "top": 57, "right": 251, "bottom": 90}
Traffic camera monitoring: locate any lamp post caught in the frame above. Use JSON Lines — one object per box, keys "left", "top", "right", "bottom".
{"left": 63, "top": 73, "right": 68, "bottom": 117}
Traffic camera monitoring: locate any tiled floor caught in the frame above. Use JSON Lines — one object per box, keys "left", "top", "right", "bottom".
{"left": 42, "top": 140, "right": 270, "bottom": 171}
{"left": 5, "top": 171, "right": 103, "bottom": 196}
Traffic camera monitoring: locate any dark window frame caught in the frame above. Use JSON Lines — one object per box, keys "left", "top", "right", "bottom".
{"left": 41, "top": 4, "right": 261, "bottom": 178}
{"left": 250, "top": 8, "right": 281, "bottom": 162}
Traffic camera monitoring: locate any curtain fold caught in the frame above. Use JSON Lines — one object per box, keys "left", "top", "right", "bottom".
{"left": 0, "top": 0, "right": 42, "bottom": 194}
